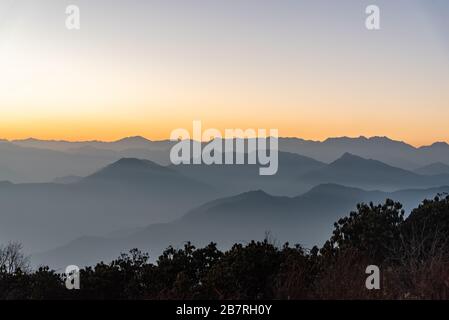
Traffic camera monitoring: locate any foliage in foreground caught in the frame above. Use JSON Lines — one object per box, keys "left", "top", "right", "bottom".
{"left": 1, "top": 196, "right": 449, "bottom": 300}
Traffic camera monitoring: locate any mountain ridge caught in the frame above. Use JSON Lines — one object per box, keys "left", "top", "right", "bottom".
{"left": 6, "top": 135, "right": 445, "bottom": 148}
{"left": 34, "top": 183, "right": 449, "bottom": 269}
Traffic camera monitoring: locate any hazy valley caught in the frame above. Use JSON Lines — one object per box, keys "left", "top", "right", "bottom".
{"left": 1, "top": 136, "right": 449, "bottom": 269}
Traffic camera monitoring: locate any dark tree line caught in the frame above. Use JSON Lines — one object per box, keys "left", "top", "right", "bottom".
{"left": 1, "top": 195, "right": 449, "bottom": 300}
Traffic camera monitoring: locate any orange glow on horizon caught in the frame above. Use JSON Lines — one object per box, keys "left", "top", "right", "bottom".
{"left": 1, "top": 115, "right": 448, "bottom": 148}
{"left": 1, "top": 1, "right": 449, "bottom": 149}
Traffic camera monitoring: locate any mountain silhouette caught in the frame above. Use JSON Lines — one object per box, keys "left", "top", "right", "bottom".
{"left": 11, "top": 136, "right": 174, "bottom": 152}
{"left": 86, "top": 158, "right": 176, "bottom": 180}
{"left": 279, "top": 136, "right": 418, "bottom": 168}
{"left": 414, "top": 162, "right": 449, "bottom": 175}
{"left": 4, "top": 136, "right": 449, "bottom": 183}
{"left": 82, "top": 157, "right": 214, "bottom": 193}
{"left": 0, "top": 141, "right": 113, "bottom": 183}
{"left": 299, "top": 153, "right": 449, "bottom": 190}
{"left": 172, "top": 151, "right": 326, "bottom": 196}
{"left": 3, "top": 136, "right": 449, "bottom": 268}
{"left": 279, "top": 136, "right": 449, "bottom": 169}
{"left": 34, "top": 184, "right": 449, "bottom": 269}
{"left": 115, "top": 136, "right": 152, "bottom": 143}
{"left": 0, "top": 158, "right": 218, "bottom": 255}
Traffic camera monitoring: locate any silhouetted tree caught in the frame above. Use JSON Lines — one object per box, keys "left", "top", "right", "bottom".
{"left": 202, "top": 240, "right": 282, "bottom": 299}
{"left": 2, "top": 196, "right": 449, "bottom": 300}
{"left": 322, "top": 199, "right": 405, "bottom": 264}
{"left": 0, "top": 242, "right": 30, "bottom": 274}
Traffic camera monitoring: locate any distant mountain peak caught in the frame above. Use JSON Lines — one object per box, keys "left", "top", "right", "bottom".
{"left": 108, "top": 157, "right": 164, "bottom": 169}
{"left": 330, "top": 153, "right": 405, "bottom": 171}
{"left": 323, "top": 136, "right": 358, "bottom": 143}
{"left": 370, "top": 136, "right": 401, "bottom": 143}
{"left": 85, "top": 157, "right": 172, "bottom": 181}
{"left": 115, "top": 136, "right": 151, "bottom": 143}
{"left": 430, "top": 142, "right": 449, "bottom": 147}
{"left": 334, "top": 152, "right": 365, "bottom": 162}
{"left": 324, "top": 136, "right": 386, "bottom": 142}
{"left": 302, "top": 183, "right": 366, "bottom": 197}
{"left": 341, "top": 151, "right": 357, "bottom": 157}
{"left": 415, "top": 162, "right": 449, "bottom": 175}
{"left": 240, "top": 189, "right": 270, "bottom": 197}
{"left": 322, "top": 136, "right": 410, "bottom": 147}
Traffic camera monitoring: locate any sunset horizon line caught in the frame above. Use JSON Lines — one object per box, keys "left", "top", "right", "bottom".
{"left": 2, "top": 134, "right": 449, "bottom": 149}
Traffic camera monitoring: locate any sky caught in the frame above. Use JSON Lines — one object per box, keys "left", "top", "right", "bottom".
{"left": 0, "top": 0, "right": 448, "bottom": 146}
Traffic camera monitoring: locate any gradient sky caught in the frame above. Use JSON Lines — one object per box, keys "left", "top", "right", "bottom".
{"left": 0, "top": 0, "right": 448, "bottom": 146}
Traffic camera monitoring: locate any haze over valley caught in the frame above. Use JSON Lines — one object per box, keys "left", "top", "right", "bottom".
{"left": 1, "top": 136, "right": 449, "bottom": 268}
